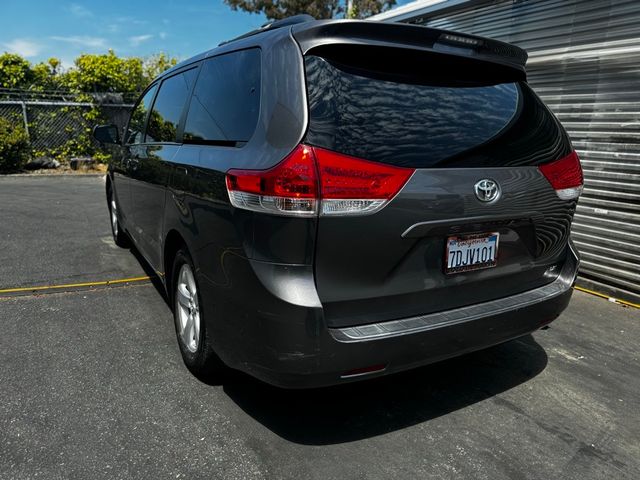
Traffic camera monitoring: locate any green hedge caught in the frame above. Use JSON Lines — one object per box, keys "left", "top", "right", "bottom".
{"left": 0, "top": 117, "right": 30, "bottom": 173}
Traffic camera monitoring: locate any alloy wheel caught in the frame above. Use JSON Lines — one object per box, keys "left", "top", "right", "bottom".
{"left": 175, "top": 263, "right": 201, "bottom": 353}
{"left": 110, "top": 198, "right": 118, "bottom": 237}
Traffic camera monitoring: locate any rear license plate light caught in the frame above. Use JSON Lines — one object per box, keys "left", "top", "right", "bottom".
{"left": 445, "top": 232, "right": 499, "bottom": 274}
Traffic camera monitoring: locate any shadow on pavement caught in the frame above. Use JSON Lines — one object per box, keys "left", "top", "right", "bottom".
{"left": 124, "top": 232, "right": 551, "bottom": 446}
{"left": 223, "top": 335, "right": 548, "bottom": 445}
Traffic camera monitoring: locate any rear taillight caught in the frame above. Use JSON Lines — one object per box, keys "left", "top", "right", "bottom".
{"left": 539, "top": 150, "right": 584, "bottom": 200}
{"left": 313, "top": 147, "right": 415, "bottom": 215}
{"left": 226, "top": 144, "right": 318, "bottom": 216}
{"left": 226, "top": 144, "right": 414, "bottom": 217}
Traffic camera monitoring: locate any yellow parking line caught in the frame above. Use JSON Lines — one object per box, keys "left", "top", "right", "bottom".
{"left": 574, "top": 285, "right": 640, "bottom": 309}
{"left": 0, "top": 275, "right": 152, "bottom": 295}
{"left": 2, "top": 274, "right": 637, "bottom": 309}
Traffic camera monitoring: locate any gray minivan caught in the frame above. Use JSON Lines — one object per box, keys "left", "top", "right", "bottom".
{"left": 94, "top": 16, "right": 582, "bottom": 387}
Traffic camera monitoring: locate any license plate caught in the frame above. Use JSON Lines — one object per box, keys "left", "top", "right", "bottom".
{"left": 445, "top": 232, "right": 499, "bottom": 274}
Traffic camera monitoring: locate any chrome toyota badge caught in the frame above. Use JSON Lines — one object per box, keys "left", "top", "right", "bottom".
{"left": 474, "top": 179, "right": 500, "bottom": 203}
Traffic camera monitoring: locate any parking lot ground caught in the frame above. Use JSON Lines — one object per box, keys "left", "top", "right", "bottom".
{"left": 1, "top": 176, "right": 639, "bottom": 480}
{"left": 0, "top": 175, "right": 148, "bottom": 291}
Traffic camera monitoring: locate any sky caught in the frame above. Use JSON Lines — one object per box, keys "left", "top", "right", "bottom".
{"left": 0, "top": 1, "right": 269, "bottom": 68}
{"left": 0, "top": 0, "right": 413, "bottom": 69}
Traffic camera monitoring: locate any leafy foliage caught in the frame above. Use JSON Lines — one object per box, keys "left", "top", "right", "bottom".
{"left": 143, "top": 53, "right": 179, "bottom": 83}
{"left": 62, "top": 50, "right": 146, "bottom": 93}
{"left": 0, "top": 117, "right": 30, "bottom": 172}
{"left": 0, "top": 50, "right": 178, "bottom": 166}
{"left": 30, "top": 59, "right": 64, "bottom": 91}
{"left": 223, "top": 0, "right": 395, "bottom": 20}
{"left": 0, "top": 55, "right": 66, "bottom": 91}
{"left": 0, "top": 51, "right": 178, "bottom": 94}
{"left": 345, "top": 0, "right": 395, "bottom": 18}
{"left": 0, "top": 53, "right": 34, "bottom": 89}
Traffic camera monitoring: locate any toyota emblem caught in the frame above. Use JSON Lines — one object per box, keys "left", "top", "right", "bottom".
{"left": 474, "top": 179, "right": 500, "bottom": 203}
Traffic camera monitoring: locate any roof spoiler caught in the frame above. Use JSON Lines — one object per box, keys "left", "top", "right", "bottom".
{"left": 292, "top": 20, "right": 528, "bottom": 76}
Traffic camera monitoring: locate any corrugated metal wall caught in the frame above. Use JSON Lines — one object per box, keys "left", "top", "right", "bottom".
{"left": 398, "top": 0, "right": 640, "bottom": 303}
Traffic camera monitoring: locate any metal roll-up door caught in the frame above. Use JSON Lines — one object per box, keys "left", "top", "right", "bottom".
{"left": 385, "top": 0, "right": 640, "bottom": 304}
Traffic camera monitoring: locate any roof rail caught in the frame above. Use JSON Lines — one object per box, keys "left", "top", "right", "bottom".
{"left": 219, "top": 14, "right": 315, "bottom": 46}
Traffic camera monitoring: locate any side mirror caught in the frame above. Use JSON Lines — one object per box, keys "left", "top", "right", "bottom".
{"left": 93, "top": 124, "right": 120, "bottom": 145}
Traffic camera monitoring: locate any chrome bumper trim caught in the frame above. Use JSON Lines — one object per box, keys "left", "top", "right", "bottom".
{"left": 329, "top": 245, "right": 580, "bottom": 343}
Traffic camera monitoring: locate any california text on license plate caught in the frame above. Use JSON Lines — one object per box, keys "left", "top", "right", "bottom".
{"left": 445, "top": 232, "right": 499, "bottom": 274}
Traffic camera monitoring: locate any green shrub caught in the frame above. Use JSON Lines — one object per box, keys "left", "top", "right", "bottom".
{"left": 0, "top": 117, "right": 30, "bottom": 173}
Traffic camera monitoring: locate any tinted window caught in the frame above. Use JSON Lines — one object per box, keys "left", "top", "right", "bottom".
{"left": 183, "top": 49, "right": 260, "bottom": 146}
{"left": 146, "top": 68, "right": 198, "bottom": 143}
{"left": 126, "top": 85, "right": 157, "bottom": 145}
{"left": 304, "top": 54, "right": 570, "bottom": 168}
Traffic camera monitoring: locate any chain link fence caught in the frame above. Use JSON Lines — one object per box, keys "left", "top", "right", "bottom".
{"left": 0, "top": 89, "right": 134, "bottom": 154}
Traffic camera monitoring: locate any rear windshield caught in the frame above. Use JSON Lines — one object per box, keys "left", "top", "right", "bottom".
{"left": 304, "top": 54, "right": 570, "bottom": 168}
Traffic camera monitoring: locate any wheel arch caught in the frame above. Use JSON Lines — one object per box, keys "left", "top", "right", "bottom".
{"left": 105, "top": 173, "right": 112, "bottom": 197}
{"left": 163, "top": 229, "right": 189, "bottom": 303}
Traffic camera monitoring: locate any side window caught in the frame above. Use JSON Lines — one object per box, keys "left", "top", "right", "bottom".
{"left": 183, "top": 48, "right": 261, "bottom": 146}
{"left": 145, "top": 68, "right": 198, "bottom": 143}
{"left": 126, "top": 85, "right": 157, "bottom": 145}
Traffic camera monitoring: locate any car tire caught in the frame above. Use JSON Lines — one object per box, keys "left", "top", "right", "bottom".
{"left": 107, "top": 184, "right": 130, "bottom": 248}
{"left": 171, "top": 248, "right": 227, "bottom": 381}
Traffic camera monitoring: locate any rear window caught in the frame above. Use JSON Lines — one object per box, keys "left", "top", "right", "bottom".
{"left": 304, "top": 53, "right": 570, "bottom": 168}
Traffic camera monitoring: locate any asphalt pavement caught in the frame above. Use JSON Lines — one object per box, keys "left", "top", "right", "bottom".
{"left": 0, "top": 176, "right": 638, "bottom": 480}
{"left": 0, "top": 175, "right": 147, "bottom": 289}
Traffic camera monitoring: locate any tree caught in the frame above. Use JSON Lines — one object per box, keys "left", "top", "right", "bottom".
{"left": 143, "top": 53, "right": 179, "bottom": 84}
{"left": 0, "top": 50, "right": 177, "bottom": 93}
{"left": 31, "top": 58, "right": 64, "bottom": 91}
{"left": 223, "top": 0, "right": 395, "bottom": 20}
{"left": 62, "top": 50, "right": 146, "bottom": 93}
{"left": 345, "top": 0, "right": 395, "bottom": 18}
{"left": 0, "top": 50, "right": 178, "bottom": 164}
{"left": 59, "top": 50, "right": 178, "bottom": 93}
{"left": 0, "top": 54, "right": 65, "bottom": 91}
{"left": 0, "top": 53, "right": 34, "bottom": 89}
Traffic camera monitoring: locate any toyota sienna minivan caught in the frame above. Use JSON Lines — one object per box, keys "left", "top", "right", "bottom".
{"left": 94, "top": 16, "right": 582, "bottom": 388}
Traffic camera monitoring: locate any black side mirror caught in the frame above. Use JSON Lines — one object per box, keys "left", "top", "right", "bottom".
{"left": 93, "top": 124, "right": 120, "bottom": 145}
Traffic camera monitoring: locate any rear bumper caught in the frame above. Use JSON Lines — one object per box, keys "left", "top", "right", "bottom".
{"left": 207, "top": 244, "right": 579, "bottom": 389}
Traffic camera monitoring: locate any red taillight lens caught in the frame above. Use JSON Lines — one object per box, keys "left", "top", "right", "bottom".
{"left": 539, "top": 150, "right": 584, "bottom": 200}
{"left": 226, "top": 144, "right": 415, "bottom": 217}
{"left": 226, "top": 145, "right": 319, "bottom": 216}
{"left": 226, "top": 144, "right": 317, "bottom": 198}
{"left": 313, "top": 146, "right": 414, "bottom": 200}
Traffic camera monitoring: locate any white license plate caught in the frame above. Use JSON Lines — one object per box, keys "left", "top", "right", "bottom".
{"left": 445, "top": 232, "right": 499, "bottom": 274}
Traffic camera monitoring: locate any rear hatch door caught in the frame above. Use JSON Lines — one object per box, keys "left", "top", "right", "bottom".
{"left": 299, "top": 31, "right": 577, "bottom": 328}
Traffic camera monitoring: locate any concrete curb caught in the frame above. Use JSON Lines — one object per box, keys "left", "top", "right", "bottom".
{"left": 0, "top": 173, "right": 106, "bottom": 178}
